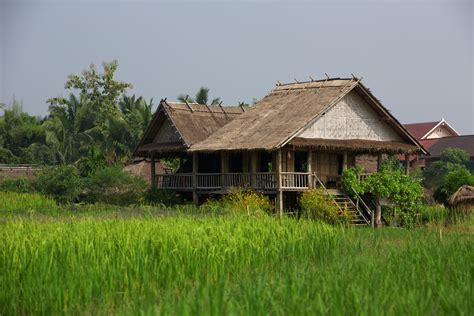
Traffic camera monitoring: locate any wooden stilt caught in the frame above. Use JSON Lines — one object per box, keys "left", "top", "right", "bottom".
{"left": 342, "top": 152, "right": 348, "bottom": 171}
{"left": 150, "top": 153, "right": 156, "bottom": 189}
{"left": 377, "top": 153, "right": 383, "bottom": 171}
{"left": 307, "top": 150, "right": 313, "bottom": 188}
{"left": 192, "top": 152, "right": 198, "bottom": 204}
{"left": 276, "top": 149, "right": 283, "bottom": 216}
{"left": 404, "top": 154, "right": 410, "bottom": 175}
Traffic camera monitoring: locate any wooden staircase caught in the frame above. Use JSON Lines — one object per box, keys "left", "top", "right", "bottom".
{"left": 329, "top": 190, "right": 371, "bottom": 226}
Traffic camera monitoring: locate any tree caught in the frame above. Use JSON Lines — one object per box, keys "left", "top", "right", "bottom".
{"left": 47, "top": 61, "right": 133, "bottom": 164}
{"left": 178, "top": 87, "right": 221, "bottom": 105}
{"left": 424, "top": 148, "right": 470, "bottom": 189}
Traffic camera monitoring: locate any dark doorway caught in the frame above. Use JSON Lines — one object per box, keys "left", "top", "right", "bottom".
{"left": 198, "top": 153, "right": 221, "bottom": 173}
{"left": 294, "top": 151, "right": 308, "bottom": 172}
{"left": 259, "top": 151, "right": 273, "bottom": 172}
{"left": 337, "top": 154, "right": 344, "bottom": 175}
{"left": 229, "top": 152, "right": 243, "bottom": 172}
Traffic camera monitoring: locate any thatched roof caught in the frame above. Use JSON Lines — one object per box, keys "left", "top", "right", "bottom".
{"left": 289, "top": 138, "right": 420, "bottom": 154}
{"left": 190, "top": 78, "right": 426, "bottom": 154}
{"left": 448, "top": 185, "right": 474, "bottom": 206}
{"left": 135, "top": 100, "right": 244, "bottom": 156}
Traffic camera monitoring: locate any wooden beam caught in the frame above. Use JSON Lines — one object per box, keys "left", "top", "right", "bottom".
{"left": 220, "top": 151, "right": 227, "bottom": 188}
{"left": 377, "top": 153, "right": 383, "bottom": 171}
{"left": 307, "top": 150, "right": 313, "bottom": 188}
{"left": 404, "top": 154, "right": 410, "bottom": 175}
{"left": 342, "top": 152, "right": 348, "bottom": 171}
{"left": 192, "top": 152, "right": 198, "bottom": 204}
{"left": 250, "top": 151, "right": 258, "bottom": 188}
{"left": 276, "top": 149, "right": 283, "bottom": 216}
{"left": 150, "top": 153, "right": 156, "bottom": 189}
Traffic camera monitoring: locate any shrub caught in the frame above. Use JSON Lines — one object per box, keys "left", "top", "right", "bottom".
{"left": 0, "top": 177, "right": 35, "bottom": 193}
{"left": 341, "top": 167, "right": 363, "bottom": 197}
{"left": 299, "top": 189, "right": 345, "bottom": 224}
{"left": 84, "top": 166, "right": 146, "bottom": 205}
{"left": 433, "top": 168, "right": 474, "bottom": 204}
{"left": 206, "top": 189, "right": 272, "bottom": 217}
{"left": 144, "top": 188, "right": 182, "bottom": 206}
{"left": 35, "top": 165, "right": 83, "bottom": 203}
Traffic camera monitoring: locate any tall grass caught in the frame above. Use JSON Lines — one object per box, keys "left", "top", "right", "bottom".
{"left": 0, "top": 216, "right": 472, "bottom": 315}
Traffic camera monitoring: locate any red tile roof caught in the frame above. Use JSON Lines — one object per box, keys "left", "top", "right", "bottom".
{"left": 419, "top": 139, "right": 440, "bottom": 149}
{"left": 404, "top": 121, "right": 439, "bottom": 140}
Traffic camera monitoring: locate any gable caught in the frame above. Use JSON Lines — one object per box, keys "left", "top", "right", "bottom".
{"left": 425, "top": 124, "right": 458, "bottom": 139}
{"left": 297, "top": 90, "right": 402, "bottom": 142}
{"left": 153, "top": 118, "right": 181, "bottom": 144}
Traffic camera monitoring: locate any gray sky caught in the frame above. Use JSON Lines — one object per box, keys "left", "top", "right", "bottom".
{"left": 1, "top": 0, "right": 473, "bottom": 133}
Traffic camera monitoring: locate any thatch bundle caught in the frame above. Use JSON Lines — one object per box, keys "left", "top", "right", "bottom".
{"left": 448, "top": 185, "right": 474, "bottom": 206}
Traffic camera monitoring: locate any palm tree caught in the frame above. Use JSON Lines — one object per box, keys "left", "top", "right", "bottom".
{"left": 178, "top": 87, "right": 221, "bottom": 105}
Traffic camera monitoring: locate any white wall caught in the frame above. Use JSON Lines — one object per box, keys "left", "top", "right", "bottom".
{"left": 298, "top": 91, "right": 402, "bottom": 141}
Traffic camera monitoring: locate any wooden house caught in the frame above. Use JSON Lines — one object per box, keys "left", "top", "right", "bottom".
{"left": 135, "top": 77, "right": 426, "bottom": 216}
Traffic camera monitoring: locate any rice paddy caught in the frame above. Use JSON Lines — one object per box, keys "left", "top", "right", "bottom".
{"left": 0, "top": 192, "right": 473, "bottom": 315}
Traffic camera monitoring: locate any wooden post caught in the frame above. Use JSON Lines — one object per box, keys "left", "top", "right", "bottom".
{"left": 220, "top": 151, "right": 227, "bottom": 188}
{"left": 404, "top": 154, "right": 410, "bottom": 175}
{"left": 150, "top": 153, "right": 156, "bottom": 189}
{"left": 342, "top": 152, "right": 348, "bottom": 171}
{"left": 377, "top": 153, "right": 383, "bottom": 171}
{"left": 276, "top": 149, "right": 283, "bottom": 216}
{"left": 307, "top": 150, "right": 313, "bottom": 188}
{"left": 375, "top": 198, "right": 382, "bottom": 228}
{"left": 192, "top": 152, "right": 198, "bottom": 204}
{"left": 250, "top": 151, "right": 258, "bottom": 188}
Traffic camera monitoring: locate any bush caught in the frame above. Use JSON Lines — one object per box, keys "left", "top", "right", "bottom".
{"left": 0, "top": 177, "right": 35, "bottom": 193}
{"left": 144, "top": 188, "right": 182, "bottom": 206}
{"left": 299, "top": 189, "right": 345, "bottom": 224}
{"left": 35, "top": 165, "right": 83, "bottom": 203}
{"left": 84, "top": 166, "right": 146, "bottom": 205}
{"left": 204, "top": 189, "right": 272, "bottom": 217}
{"left": 341, "top": 167, "right": 363, "bottom": 197}
{"left": 433, "top": 168, "right": 474, "bottom": 204}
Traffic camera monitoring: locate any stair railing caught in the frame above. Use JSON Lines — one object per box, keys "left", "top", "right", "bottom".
{"left": 352, "top": 190, "right": 373, "bottom": 226}
{"left": 313, "top": 173, "right": 345, "bottom": 215}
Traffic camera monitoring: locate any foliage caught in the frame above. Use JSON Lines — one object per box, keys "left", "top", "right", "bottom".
{"left": 341, "top": 166, "right": 363, "bottom": 197}
{"left": 35, "top": 165, "right": 83, "bottom": 203}
{"left": 418, "top": 204, "right": 448, "bottom": 225}
{"left": 1, "top": 215, "right": 471, "bottom": 315}
{"left": 0, "top": 191, "right": 58, "bottom": 213}
{"left": 424, "top": 148, "right": 470, "bottom": 189}
{"left": 433, "top": 168, "right": 474, "bottom": 205}
{"left": 299, "top": 189, "right": 345, "bottom": 224}
{"left": 0, "top": 177, "right": 35, "bottom": 193}
{"left": 447, "top": 205, "right": 472, "bottom": 225}
{"left": 218, "top": 189, "right": 273, "bottom": 216}
{"left": 144, "top": 188, "right": 182, "bottom": 206}
{"left": 84, "top": 166, "right": 146, "bottom": 205}
{"left": 178, "top": 87, "right": 221, "bottom": 105}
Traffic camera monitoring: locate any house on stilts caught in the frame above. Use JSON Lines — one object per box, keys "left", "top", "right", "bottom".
{"left": 134, "top": 77, "right": 427, "bottom": 224}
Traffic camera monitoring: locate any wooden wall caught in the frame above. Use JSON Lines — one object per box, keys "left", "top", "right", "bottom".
{"left": 153, "top": 119, "right": 181, "bottom": 143}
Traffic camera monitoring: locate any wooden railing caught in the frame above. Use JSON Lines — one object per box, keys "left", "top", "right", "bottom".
{"left": 154, "top": 172, "right": 317, "bottom": 191}
{"left": 156, "top": 174, "right": 193, "bottom": 189}
{"left": 281, "top": 172, "right": 310, "bottom": 189}
{"left": 196, "top": 173, "right": 221, "bottom": 189}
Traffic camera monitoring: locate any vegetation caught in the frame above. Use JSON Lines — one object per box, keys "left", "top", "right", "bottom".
{"left": 178, "top": 87, "right": 221, "bottom": 105}
{"left": 342, "top": 158, "right": 424, "bottom": 228}
{"left": 299, "top": 189, "right": 345, "bottom": 224}
{"left": 0, "top": 204, "right": 472, "bottom": 315}
{"left": 424, "top": 148, "right": 474, "bottom": 204}
{"left": 0, "top": 61, "right": 153, "bottom": 166}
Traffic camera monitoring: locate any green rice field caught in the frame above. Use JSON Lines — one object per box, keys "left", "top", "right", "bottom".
{"left": 0, "top": 192, "right": 473, "bottom": 315}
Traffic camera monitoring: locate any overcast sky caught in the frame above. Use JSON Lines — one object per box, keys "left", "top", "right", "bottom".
{"left": 1, "top": 0, "right": 473, "bottom": 133}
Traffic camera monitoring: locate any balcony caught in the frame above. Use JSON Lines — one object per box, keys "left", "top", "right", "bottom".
{"left": 155, "top": 172, "right": 317, "bottom": 191}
